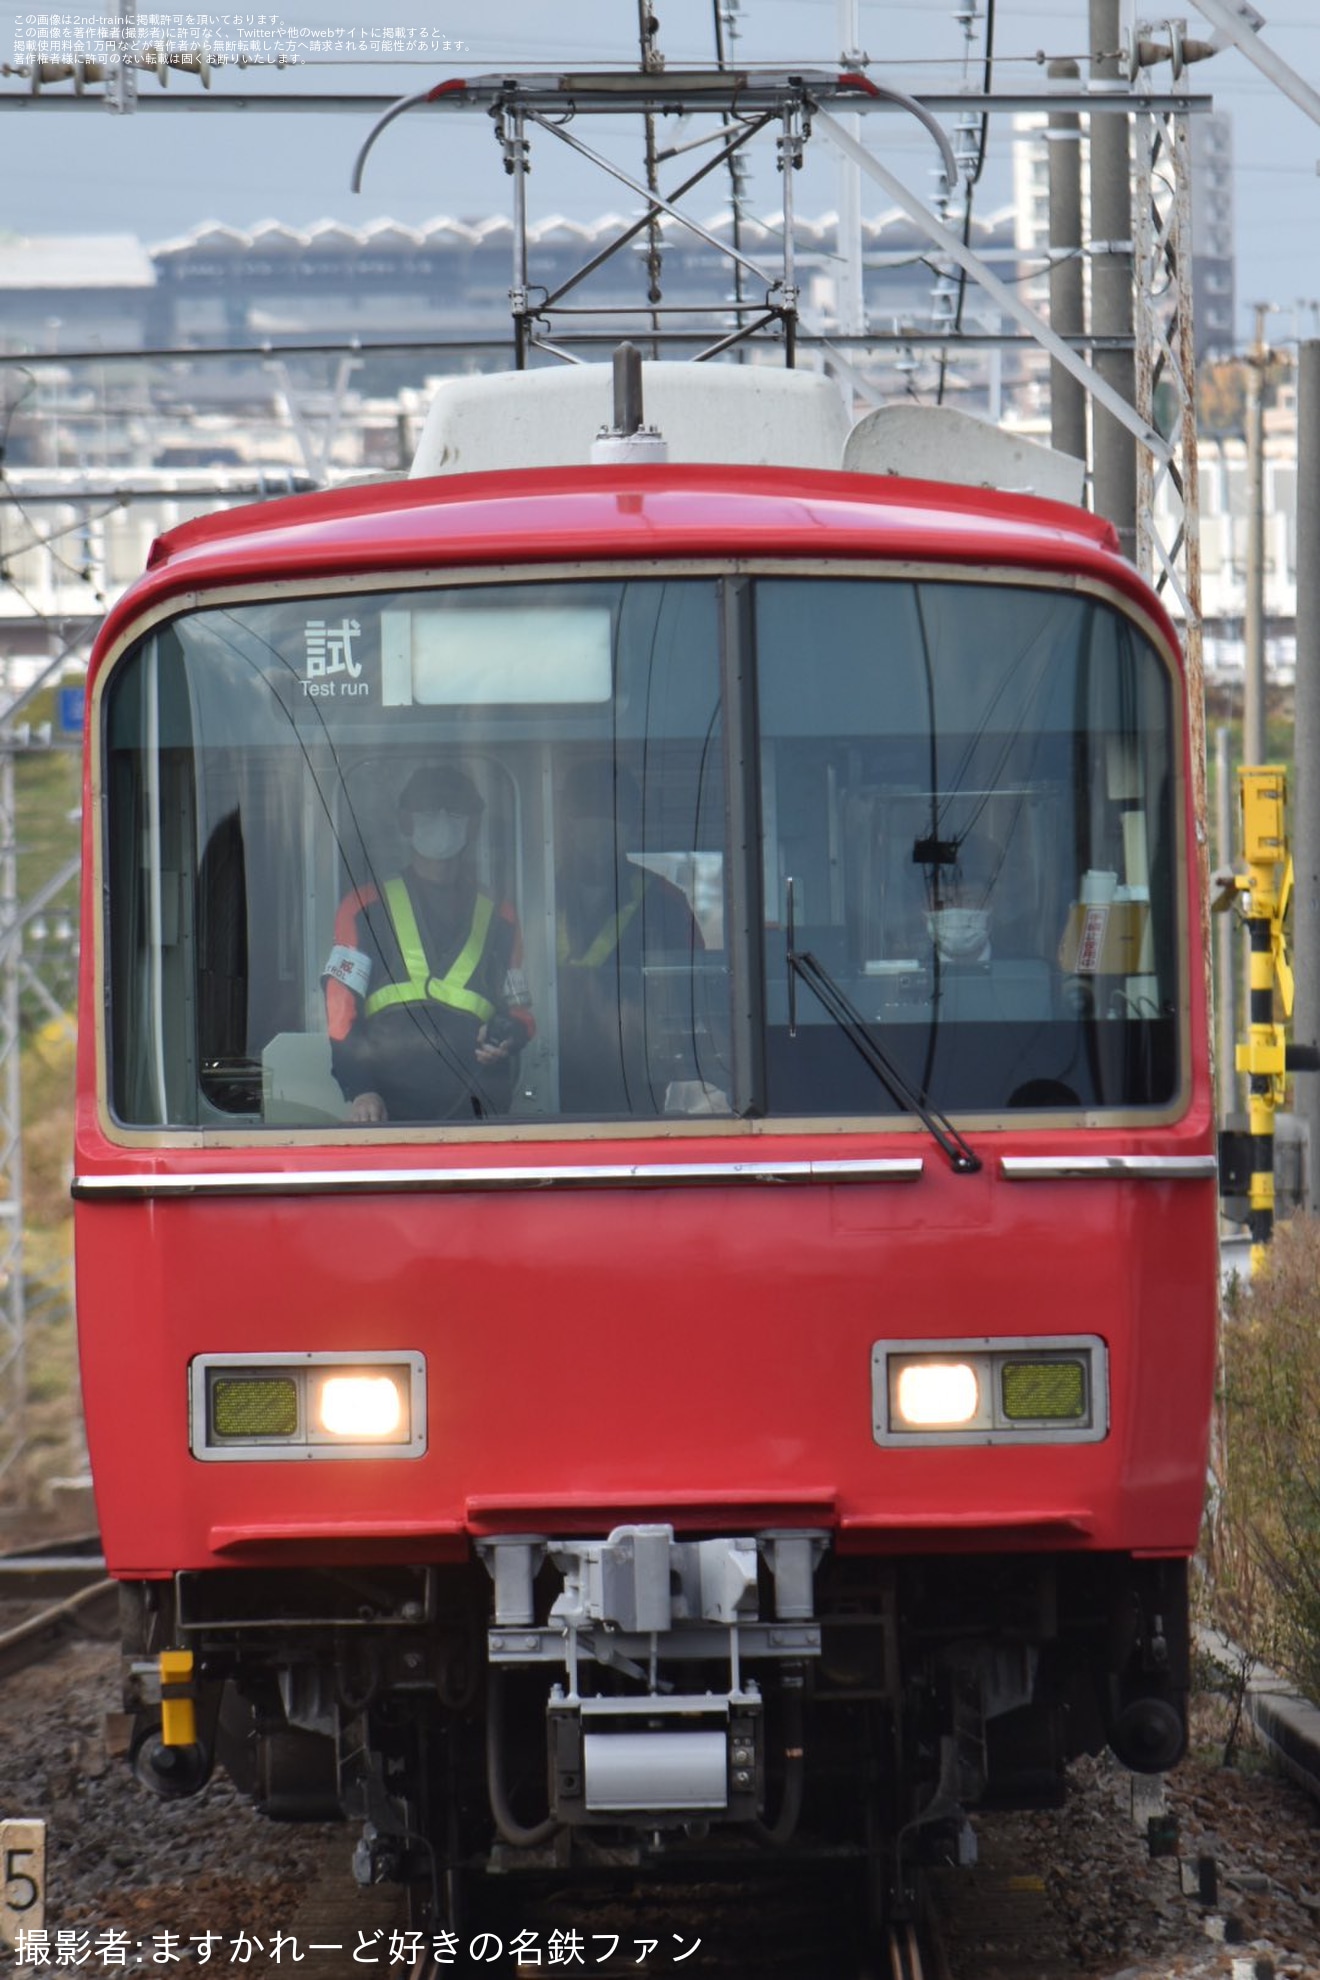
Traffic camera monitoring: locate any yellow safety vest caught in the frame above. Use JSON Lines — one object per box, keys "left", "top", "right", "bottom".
{"left": 557, "top": 870, "right": 647, "bottom": 968}
{"left": 364, "top": 879, "right": 497, "bottom": 1023}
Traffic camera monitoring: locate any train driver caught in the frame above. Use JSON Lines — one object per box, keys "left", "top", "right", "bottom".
{"left": 924, "top": 832, "right": 1002, "bottom": 966}
{"left": 323, "top": 764, "right": 535, "bottom": 1124}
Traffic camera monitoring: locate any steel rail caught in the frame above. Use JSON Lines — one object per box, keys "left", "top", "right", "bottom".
{"left": 0, "top": 1574, "right": 118, "bottom": 1682}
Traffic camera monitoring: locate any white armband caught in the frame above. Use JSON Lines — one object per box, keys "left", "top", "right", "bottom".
{"left": 323, "top": 944, "right": 372, "bottom": 998}
{"left": 503, "top": 966, "right": 531, "bottom": 1009}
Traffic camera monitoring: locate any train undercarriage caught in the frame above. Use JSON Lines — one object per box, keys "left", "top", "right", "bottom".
{"left": 117, "top": 1529, "right": 1190, "bottom": 1925}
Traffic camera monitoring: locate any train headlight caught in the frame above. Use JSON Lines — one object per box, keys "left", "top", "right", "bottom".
{"left": 190, "top": 1351, "right": 425, "bottom": 1461}
{"left": 315, "top": 1372, "right": 405, "bottom": 1440}
{"left": 874, "top": 1337, "right": 1107, "bottom": 1446}
{"left": 893, "top": 1360, "right": 980, "bottom": 1428}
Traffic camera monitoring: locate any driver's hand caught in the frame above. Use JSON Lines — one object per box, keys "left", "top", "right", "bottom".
{"left": 475, "top": 1017, "right": 516, "bottom": 1066}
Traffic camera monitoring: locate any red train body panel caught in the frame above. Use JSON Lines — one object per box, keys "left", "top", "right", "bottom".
{"left": 77, "top": 1155, "right": 1216, "bottom": 1573}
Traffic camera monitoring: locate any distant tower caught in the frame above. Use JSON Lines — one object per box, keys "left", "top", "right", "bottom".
{"left": 1187, "top": 111, "right": 1236, "bottom": 359}
{"left": 1011, "top": 106, "right": 1238, "bottom": 373}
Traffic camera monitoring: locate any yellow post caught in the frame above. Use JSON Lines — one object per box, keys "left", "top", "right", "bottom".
{"left": 158, "top": 1648, "right": 198, "bottom": 1748}
{"left": 1232, "top": 767, "right": 1294, "bottom": 1274}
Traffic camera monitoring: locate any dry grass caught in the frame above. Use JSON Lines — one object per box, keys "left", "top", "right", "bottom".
{"left": 1208, "top": 1215, "right": 1320, "bottom": 1701}
{"left": 1, "top": 1017, "right": 80, "bottom": 1516}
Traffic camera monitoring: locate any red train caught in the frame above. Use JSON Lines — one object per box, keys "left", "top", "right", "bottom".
{"left": 73, "top": 363, "right": 1219, "bottom": 1921}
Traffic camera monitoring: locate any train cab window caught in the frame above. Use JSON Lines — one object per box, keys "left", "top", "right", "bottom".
{"left": 101, "top": 579, "right": 728, "bottom": 1131}
{"left": 753, "top": 577, "right": 1179, "bottom": 1115}
{"left": 99, "top": 569, "right": 1179, "bottom": 1135}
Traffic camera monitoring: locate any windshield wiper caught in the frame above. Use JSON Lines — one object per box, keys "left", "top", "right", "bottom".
{"left": 785, "top": 881, "right": 981, "bottom": 1176}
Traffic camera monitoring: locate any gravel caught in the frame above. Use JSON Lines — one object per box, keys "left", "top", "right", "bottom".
{"left": 947, "top": 1691, "right": 1320, "bottom": 1977}
{"left": 0, "top": 1639, "right": 342, "bottom": 1960}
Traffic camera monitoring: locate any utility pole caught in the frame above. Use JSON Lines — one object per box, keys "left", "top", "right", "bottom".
{"left": 1243, "top": 302, "right": 1272, "bottom": 768}
{"left": 1089, "top": 0, "right": 1137, "bottom": 559}
{"left": 1294, "top": 340, "right": 1320, "bottom": 1209}
{"left": 1048, "top": 59, "right": 1087, "bottom": 467}
{"left": 835, "top": 0, "right": 865, "bottom": 339}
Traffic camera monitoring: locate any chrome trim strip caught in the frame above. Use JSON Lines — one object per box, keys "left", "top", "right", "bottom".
{"left": 74, "top": 1156, "right": 924, "bottom": 1199}
{"left": 1000, "top": 1155, "right": 1218, "bottom": 1180}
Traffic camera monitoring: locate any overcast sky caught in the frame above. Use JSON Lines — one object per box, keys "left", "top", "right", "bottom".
{"left": 1, "top": 0, "right": 1317, "bottom": 350}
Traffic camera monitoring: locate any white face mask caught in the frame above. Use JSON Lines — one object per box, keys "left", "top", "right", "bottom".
{"left": 409, "top": 810, "right": 468, "bottom": 862}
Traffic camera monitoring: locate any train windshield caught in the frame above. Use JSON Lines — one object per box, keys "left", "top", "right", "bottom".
{"left": 101, "top": 572, "right": 1181, "bottom": 1133}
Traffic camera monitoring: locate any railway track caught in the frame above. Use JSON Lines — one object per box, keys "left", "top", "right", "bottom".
{"left": 394, "top": 1854, "right": 949, "bottom": 1980}
{"left": 0, "top": 1534, "right": 117, "bottom": 1681}
{"left": 879, "top": 1911, "right": 938, "bottom": 1980}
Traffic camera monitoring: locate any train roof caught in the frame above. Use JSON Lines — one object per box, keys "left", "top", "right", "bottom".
{"left": 99, "top": 458, "right": 1180, "bottom": 659}
{"left": 86, "top": 367, "right": 1188, "bottom": 657}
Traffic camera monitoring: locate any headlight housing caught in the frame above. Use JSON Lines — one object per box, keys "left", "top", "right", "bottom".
{"left": 190, "top": 1351, "right": 426, "bottom": 1461}
{"left": 873, "top": 1336, "right": 1106, "bottom": 1446}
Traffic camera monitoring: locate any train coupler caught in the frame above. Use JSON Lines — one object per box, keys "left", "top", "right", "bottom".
{"left": 480, "top": 1525, "right": 826, "bottom": 1831}
{"left": 548, "top": 1688, "right": 764, "bottom": 1826}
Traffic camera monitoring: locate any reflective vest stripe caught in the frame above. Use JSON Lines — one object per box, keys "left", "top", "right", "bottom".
{"left": 557, "top": 872, "right": 646, "bottom": 968}
{"left": 364, "top": 880, "right": 497, "bottom": 1022}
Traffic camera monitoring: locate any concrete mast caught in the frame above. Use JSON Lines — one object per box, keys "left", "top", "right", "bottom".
{"left": 1048, "top": 59, "right": 1087, "bottom": 469}
{"left": 1088, "top": 0, "right": 1137, "bottom": 558}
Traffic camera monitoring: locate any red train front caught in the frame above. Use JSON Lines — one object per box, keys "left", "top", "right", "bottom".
{"left": 73, "top": 368, "right": 1219, "bottom": 1919}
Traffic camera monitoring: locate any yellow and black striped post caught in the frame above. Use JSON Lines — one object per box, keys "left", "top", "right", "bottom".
{"left": 1232, "top": 767, "right": 1294, "bottom": 1274}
